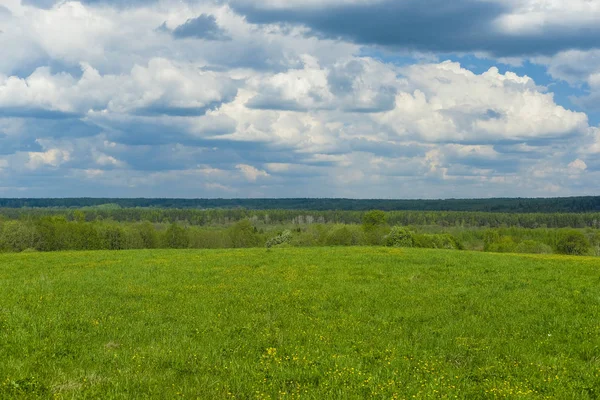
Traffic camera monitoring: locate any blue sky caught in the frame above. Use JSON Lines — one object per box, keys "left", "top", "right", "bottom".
{"left": 1, "top": 0, "right": 600, "bottom": 198}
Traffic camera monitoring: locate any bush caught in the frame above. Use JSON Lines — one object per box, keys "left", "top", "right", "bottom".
{"left": 136, "top": 221, "right": 159, "bottom": 249}
{"left": 99, "top": 224, "right": 127, "bottom": 250}
{"left": 325, "top": 226, "right": 360, "bottom": 246}
{"left": 483, "top": 230, "right": 501, "bottom": 251}
{"left": 485, "top": 236, "right": 517, "bottom": 253}
{"left": 413, "top": 234, "right": 462, "bottom": 250}
{"left": 555, "top": 230, "right": 591, "bottom": 256}
{"left": 514, "top": 240, "right": 553, "bottom": 254}
{"left": 385, "top": 227, "right": 414, "bottom": 248}
{"left": 289, "top": 226, "right": 322, "bottom": 247}
{"left": 229, "top": 220, "right": 261, "bottom": 248}
{"left": 0, "top": 221, "right": 38, "bottom": 252}
{"left": 266, "top": 230, "right": 293, "bottom": 248}
{"left": 164, "top": 223, "right": 189, "bottom": 249}
{"left": 362, "top": 210, "right": 387, "bottom": 230}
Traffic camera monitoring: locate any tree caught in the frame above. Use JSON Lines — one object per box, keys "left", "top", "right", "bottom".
{"left": 100, "top": 224, "right": 126, "bottom": 250}
{"left": 165, "top": 223, "right": 189, "bottom": 249}
{"left": 555, "top": 230, "right": 591, "bottom": 256}
{"left": 326, "top": 226, "right": 354, "bottom": 246}
{"left": 385, "top": 227, "right": 414, "bottom": 248}
{"left": 137, "top": 221, "right": 159, "bottom": 249}
{"left": 229, "top": 219, "right": 261, "bottom": 248}
{"left": 0, "top": 221, "right": 38, "bottom": 252}
{"left": 362, "top": 210, "right": 388, "bottom": 245}
{"left": 362, "top": 210, "right": 387, "bottom": 230}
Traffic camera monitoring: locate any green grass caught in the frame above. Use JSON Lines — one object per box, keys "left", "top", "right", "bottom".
{"left": 1, "top": 247, "right": 599, "bottom": 399}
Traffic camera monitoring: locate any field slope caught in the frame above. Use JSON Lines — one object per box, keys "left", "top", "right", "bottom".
{"left": 1, "top": 248, "right": 599, "bottom": 399}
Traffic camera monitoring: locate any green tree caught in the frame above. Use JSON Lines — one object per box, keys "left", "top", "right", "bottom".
{"left": 0, "top": 221, "right": 38, "bottom": 252}
{"left": 229, "top": 219, "right": 261, "bottom": 248}
{"left": 486, "top": 236, "right": 517, "bottom": 253}
{"left": 165, "top": 223, "right": 189, "bottom": 249}
{"left": 555, "top": 230, "right": 591, "bottom": 256}
{"left": 362, "top": 210, "right": 387, "bottom": 230}
{"left": 137, "top": 221, "right": 159, "bottom": 249}
{"left": 483, "top": 230, "right": 501, "bottom": 251}
{"left": 100, "top": 224, "right": 126, "bottom": 250}
{"left": 326, "top": 226, "right": 354, "bottom": 246}
{"left": 362, "top": 210, "right": 388, "bottom": 245}
{"left": 514, "top": 240, "right": 552, "bottom": 254}
{"left": 385, "top": 227, "right": 415, "bottom": 248}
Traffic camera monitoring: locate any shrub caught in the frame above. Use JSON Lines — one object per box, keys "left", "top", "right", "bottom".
{"left": 99, "top": 224, "right": 127, "bottom": 250}
{"left": 413, "top": 234, "right": 462, "bottom": 250}
{"left": 137, "top": 221, "right": 159, "bottom": 249}
{"left": 362, "top": 210, "right": 387, "bottom": 230}
{"left": 555, "top": 230, "right": 591, "bottom": 256}
{"left": 229, "top": 219, "right": 261, "bottom": 248}
{"left": 326, "top": 226, "right": 355, "bottom": 246}
{"left": 266, "top": 230, "right": 293, "bottom": 248}
{"left": 0, "top": 221, "right": 38, "bottom": 252}
{"left": 483, "top": 230, "right": 501, "bottom": 251}
{"left": 164, "top": 223, "right": 189, "bottom": 249}
{"left": 363, "top": 211, "right": 389, "bottom": 245}
{"left": 514, "top": 240, "right": 553, "bottom": 254}
{"left": 289, "top": 226, "right": 322, "bottom": 247}
{"left": 385, "top": 227, "right": 414, "bottom": 248}
{"left": 485, "top": 236, "right": 517, "bottom": 253}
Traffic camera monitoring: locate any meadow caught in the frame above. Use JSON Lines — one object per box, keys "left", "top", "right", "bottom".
{"left": 1, "top": 247, "right": 599, "bottom": 399}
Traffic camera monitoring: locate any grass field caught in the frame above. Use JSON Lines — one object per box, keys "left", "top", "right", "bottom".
{"left": 1, "top": 247, "right": 599, "bottom": 399}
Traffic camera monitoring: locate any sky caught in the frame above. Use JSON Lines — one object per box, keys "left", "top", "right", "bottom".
{"left": 1, "top": 0, "right": 600, "bottom": 198}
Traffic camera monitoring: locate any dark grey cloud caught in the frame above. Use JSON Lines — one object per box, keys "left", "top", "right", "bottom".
{"left": 246, "top": 95, "right": 325, "bottom": 112}
{"left": 573, "top": 93, "right": 600, "bottom": 113}
{"left": 171, "top": 15, "right": 230, "bottom": 41}
{"left": 31, "top": 119, "right": 102, "bottom": 139}
{"left": 0, "top": 118, "right": 101, "bottom": 156}
{"left": 105, "top": 141, "right": 303, "bottom": 172}
{"left": 348, "top": 139, "right": 425, "bottom": 159}
{"left": 95, "top": 115, "right": 236, "bottom": 147}
{"left": 446, "top": 153, "right": 521, "bottom": 173}
{"left": 0, "top": 108, "right": 80, "bottom": 120}
{"left": 233, "top": 0, "right": 600, "bottom": 57}
{"left": 133, "top": 100, "right": 236, "bottom": 118}
{"left": 0, "top": 134, "right": 41, "bottom": 155}
{"left": 327, "top": 61, "right": 364, "bottom": 95}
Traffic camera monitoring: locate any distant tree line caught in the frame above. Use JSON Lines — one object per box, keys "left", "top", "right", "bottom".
{"left": 1, "top": 196, "right": 600, "bottom": 213}
{"left": 1, "top": 208, "right": 600, "bottom": 229}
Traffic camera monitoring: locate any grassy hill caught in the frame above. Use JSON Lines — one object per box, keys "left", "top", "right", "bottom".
{"left": 1, "top": 248, "right": 599, "bottom": 398}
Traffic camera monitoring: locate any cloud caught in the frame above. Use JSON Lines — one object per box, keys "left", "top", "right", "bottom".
{"left": 246, "top": 56, "right": 398, "bottom": 112}
{"left": 541, "top": 50, "right": 600, "bottom": 84}
{"left": 536, "top": 50, "right": 600, "bottom": 114}
{"left": 21, "top": 0, "right": 155, "bottom": 9}
{"left": 233, "top": 0, "right": 600, "bottom": 57}
{"left": 20, "top": 0, "right": 56, "bottom": 9}
{"left": 0, "top": 59, "right": 239, "bottom": 117}
{"left": 377, "top": 61, "right": 588, "bottom": 143}
{"left": 26, "top": 148, "right": 71, "bottom": 169}
{"left": 2, "top": 0, "right": 600, "bottom": 198}
{"left": 236, "top": 164, "right": 270, "bottom": 182}
{"left": 0, "top": 5, "right": 11, "bottom": 16}
{"left": 170, "top": 14, "right": 230, "bottom": 41}
{"left": 568, "top": 158, "right": 587, "bottom": 172}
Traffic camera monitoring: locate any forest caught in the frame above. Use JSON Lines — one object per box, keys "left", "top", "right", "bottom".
{"left": 2, "top": 196, "right": 600, "bottom": 212}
